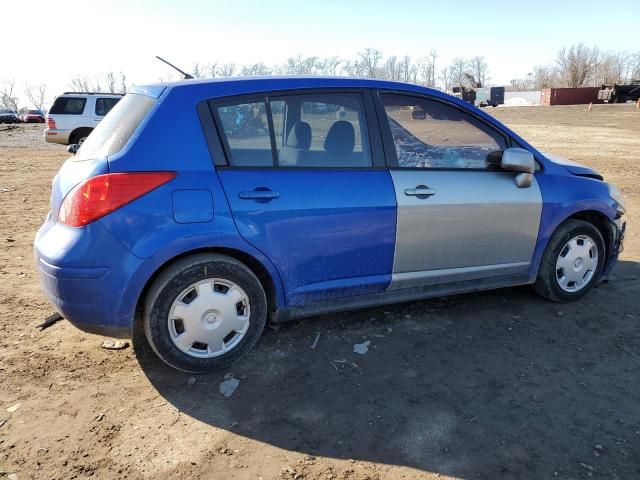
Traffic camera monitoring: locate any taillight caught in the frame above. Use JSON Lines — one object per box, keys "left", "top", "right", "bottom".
{"left": 58, "top": 172, "right": 176, "bottom": 227}
{"left": 47, "top": 117, "right": 56, "bottom": 129}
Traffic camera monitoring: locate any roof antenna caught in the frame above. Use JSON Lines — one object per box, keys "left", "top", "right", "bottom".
{"left": 155, "top": 56, "right": 194, "bottom": 80}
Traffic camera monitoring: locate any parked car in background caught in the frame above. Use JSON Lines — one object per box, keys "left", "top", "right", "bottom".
{"left": 34, "top": 77, "right": 626, "bottom": 373}
{"left": 21, "top": 109, "right": 45, "bottom": 123}
{"left": 45, "top": 92, "right": 123, "bottom": 145}
{"left": 0, "top": 109, "right": 21, "bottom": 124}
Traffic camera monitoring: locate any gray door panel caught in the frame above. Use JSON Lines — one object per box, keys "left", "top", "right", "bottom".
{"left": 389, "top": 170, "right": 542, "bottom": 290}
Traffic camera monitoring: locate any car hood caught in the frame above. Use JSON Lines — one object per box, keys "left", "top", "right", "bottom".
{"left": 543, "top": 152, "right": 602, "bottom": 179}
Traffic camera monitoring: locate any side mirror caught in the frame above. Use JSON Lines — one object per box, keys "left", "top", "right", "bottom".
{"left": 501, "top": 148, "right": 535, "bottom": 188}
{"left": 501, "top": 148, "right": 535, "bottom": 174}
{"left": 67, "top": 144, "right": 79, "bottom": 155}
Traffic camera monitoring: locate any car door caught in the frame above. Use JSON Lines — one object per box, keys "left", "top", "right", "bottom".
{"left": 210, "top": 90, "right": 397, "bottom": 306}
{"left": 376, "top": 91, "right": 542, "bottom": 290}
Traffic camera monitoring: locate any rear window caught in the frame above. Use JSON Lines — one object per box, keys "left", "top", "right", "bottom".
{"left": 75, "top": 94, "right": 156, "bottom": 161}
{"left": 50, "top": 97, "right": 86, "bottom": 115}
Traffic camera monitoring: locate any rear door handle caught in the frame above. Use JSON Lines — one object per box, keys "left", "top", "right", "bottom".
{"left": 404, "top": 186, "right": 436, "bottom": 197}
{"left": 238, "top": 190, "right": 280, "bottom": 200}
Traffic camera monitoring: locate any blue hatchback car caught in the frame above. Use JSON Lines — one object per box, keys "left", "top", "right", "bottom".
{"left": 35, "top": 77, "right": 626, "bottom": 372}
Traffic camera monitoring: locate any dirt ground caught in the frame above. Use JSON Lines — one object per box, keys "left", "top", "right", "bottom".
{"left": 1, "top": 104, "right": 639, "bottom": 480}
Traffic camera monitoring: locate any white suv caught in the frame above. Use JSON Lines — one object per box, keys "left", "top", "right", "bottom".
{"left": 45, "top": 92, "right": 123, "bottom": 145}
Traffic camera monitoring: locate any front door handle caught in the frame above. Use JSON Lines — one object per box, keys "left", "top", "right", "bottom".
{"left": 238, "top": 190, "right": 280, "bottom": 200}
{"left": 404, "top": 185, "right": 436, "bottom": 198}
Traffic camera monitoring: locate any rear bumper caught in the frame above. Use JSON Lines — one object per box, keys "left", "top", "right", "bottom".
{"left": 34, "top": 216, "right": 148, "bottom": 338}
{"left": 44, "top": 128, "right": 71, "bottom": 145}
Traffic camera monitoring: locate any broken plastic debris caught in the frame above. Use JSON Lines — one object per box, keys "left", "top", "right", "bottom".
{"left": 353, "top": 340, "right": 371, "bottom": 355}
{"left": 219, "top": 377, "right": 240, "bottom": 398}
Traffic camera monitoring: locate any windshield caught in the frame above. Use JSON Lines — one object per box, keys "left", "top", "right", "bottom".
{"left": 75, "top": 93, "right": 156, "bottom": 161}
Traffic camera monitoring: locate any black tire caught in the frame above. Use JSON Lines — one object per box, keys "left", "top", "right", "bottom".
{"left": 70, "top": 128, "right": 92, "bottom": 146}
{"left": 142, "top": 253, "right": 267, "bottom": 373}
{"left": 534, "top": 219, "right": 605, "bottom": 302}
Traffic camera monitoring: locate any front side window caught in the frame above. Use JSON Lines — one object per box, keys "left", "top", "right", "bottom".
{"left": 95, "top": 97, "right": 121, "bottom": 116}
{"left": 216, "top": 101, "right": 272, "bottom": 167}
{"left": 49, "top": 97, "right": 87, "bottom": 115}
{"left": 380, "top": 93, "right": 506, "bottom": 169}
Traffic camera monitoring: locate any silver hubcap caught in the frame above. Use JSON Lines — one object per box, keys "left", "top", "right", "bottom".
{"left": 555, "top": 234, "right": 598, "bottom": 293}
{"left": 168, "top": 279, "right": 250, "bottom": 358}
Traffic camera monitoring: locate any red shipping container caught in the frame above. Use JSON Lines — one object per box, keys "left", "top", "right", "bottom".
{"left": 541, "top": 87, "right": 604, "bottom": 106}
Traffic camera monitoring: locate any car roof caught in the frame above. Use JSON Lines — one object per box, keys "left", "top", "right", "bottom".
{"left": 59, "top": 92, "right": 124, "bottom": 97}
{"left": 134, "top": 76, "right": 447, "bottom": 101}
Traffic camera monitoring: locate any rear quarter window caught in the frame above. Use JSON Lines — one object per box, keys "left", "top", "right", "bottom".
{"left": 95, "top": 97, "right": 121, "bottom": 116}
{"left": 74, "top": 94, "right": 156, "bottom": 161}
{"left": 49, "top": 97, "right": 87, "bottom": 115}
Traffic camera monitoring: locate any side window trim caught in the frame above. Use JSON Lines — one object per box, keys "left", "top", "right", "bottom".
{"left": 197, "top": 100, "right": 228, "bottom": 166}
{"left": 207, "top": 88, "right": 386, "bottom": 170}
{"left": 374, "top": 89, "right": 511, "bottom": 170}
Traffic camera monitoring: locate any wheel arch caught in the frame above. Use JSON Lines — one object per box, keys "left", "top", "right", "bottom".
{"left": 565, "top": 210, "right": 614, "bottom": 258}
{"left": 530, "top": 206, "right": 615, "bottom": 279}
{"left": 134, "top": 247, "right": 281, "bottom": 326}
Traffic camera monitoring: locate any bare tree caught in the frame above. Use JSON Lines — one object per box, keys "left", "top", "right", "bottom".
{"left": 467, "top": 56, "right": 489, "bottom": 87}
{"left": 241, "top": 63, "right": 272, "bottom": 76}
{"left": 398, "top": 55, "right": 414, "bottom": 83}
{"left": 70, "top": 76, "right": 93, "bottom": 92}
{"left": 218, "top": 63, "right": 236, "bottom": 77}
{"left": 439, "top": 67, "right": 451, "bottom": 91}
{"left": 416, "top": 50, "right": 438, "bottom": 87}
{"left": 555, "top": 43, "right": 599, "bottom": 87}
{"left": 192, "top": 63, "right": 206, "bottom": 79}
{"left": 630, "top": 52, "right": 640, "bottom": 80}
{"left": 283, "top": 55, "right": 325, "bottom": 75}
{"left": 384, "top": 56, "right": 399, "bottom": 81}
{"left": 1, "top": 79, "right": 20, "bottom": 110}
{"left": 25, "top": 83, "right": 48, "bottom": 110}
{"left": 104, "top": 72, "right": 117, "bottom": 93}
{"left": 428, "top": 50, "right": 438, "bottom": 87}
{"left": 356, "top": 48, "right": 383, "bottom": 78}
{"left": 321, "top": 57, "right": 343, "bottom": 76}
{"left": 595, "top": 50, "right": 633, "bottom": 85}
{"left": 448, "top": 58, "right": 468, "bottom": 88}
{"left": 208, "top": 63, "right": 219, "bottom": 78}
{"left": 530, "top": 65, "right": 556, "bottom": 89}
{"left": 119, "top": 72, "right": 127, "bottom": 93}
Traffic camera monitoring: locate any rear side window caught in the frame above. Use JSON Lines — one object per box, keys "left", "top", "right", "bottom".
{"left": 75, "top": 94, "right": 156, "bottom": 161}
{"left": 213, "top": 92, "right": 372, "bottom": 168}
{"left": 216, "top": 101, "right": 273, "bottom": 167}
{"left": 380, "top": 93, "right": 506, "bottom": 169}
{"left": 49, "top": 97, "right": 86, "bottom": 115}
{"left": 275, "top": 93, "right": 371, "bottom": 167}
{"left": 95, "top": 97, "right": 121, "bottom": 116}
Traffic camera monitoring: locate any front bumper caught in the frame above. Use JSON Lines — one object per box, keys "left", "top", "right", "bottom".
{"left": 602, "top": 218, "right": 625, "bottom": 279}
{"left": 44, "top": 128, "right": 71, "bottom": 145}
{"left": 34, "top": 215, "right": 147, "bottom": 338}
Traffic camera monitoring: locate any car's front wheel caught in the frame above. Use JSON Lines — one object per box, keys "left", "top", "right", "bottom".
{"left": 534, "top": 219, "right": 605, "bottom": 302}
{"left": 143, "top": 253, "right": 267, "bottom": 372}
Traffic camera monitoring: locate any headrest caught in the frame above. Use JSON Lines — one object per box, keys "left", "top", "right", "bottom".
{"left": 286, "top": 121, "right": 311, "bottom": 150}
{"left": 324, "top": 121, "right": 355, "bottom": 155}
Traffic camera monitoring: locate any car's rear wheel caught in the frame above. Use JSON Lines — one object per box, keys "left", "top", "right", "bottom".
{"left": 534, "top": 219, "right": 605, "bottom": 302}
{"left": 143, "top": 254, "right": 267, "bottom": 372}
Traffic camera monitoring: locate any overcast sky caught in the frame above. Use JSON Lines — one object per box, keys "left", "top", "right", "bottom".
{"left": 2, "top": 0, "right": 639, "bottom": 108}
